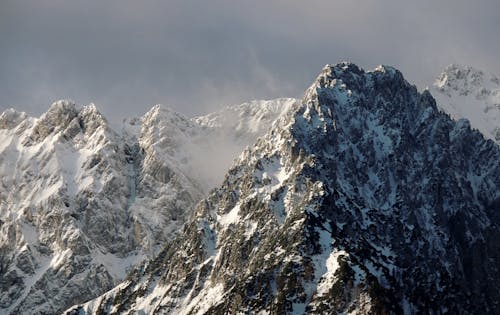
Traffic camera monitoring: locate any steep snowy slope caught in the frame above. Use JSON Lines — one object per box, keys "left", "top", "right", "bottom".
{"left": 432, "top": 64, "right": 500, "bottom": 144}
{"left": 68, "top": 63, "right": 500, "bottom": 314}
{"left": 0, "top": 98, "right": 295, "bottom": 314}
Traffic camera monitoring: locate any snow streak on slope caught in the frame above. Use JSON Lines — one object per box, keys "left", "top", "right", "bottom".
{"left": 432, "top": 64, "right": 500, "bottom": 144}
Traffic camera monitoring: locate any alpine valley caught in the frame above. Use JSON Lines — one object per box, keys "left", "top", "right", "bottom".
{"left": 1, "top": 63, "right": 499, "bottom": 315}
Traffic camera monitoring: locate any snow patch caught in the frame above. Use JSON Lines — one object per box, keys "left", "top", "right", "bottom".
{"left": 92, "top": 250, "right": 145, "bottom": 280}
{"left": 217, "top": 204, "right": 240, "bottom": 227}
{"left": 315, "top": 249, "right": 348, "bottom": 296}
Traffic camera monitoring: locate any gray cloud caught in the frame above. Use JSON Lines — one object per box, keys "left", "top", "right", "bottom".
{"left": 1, "top": 0, "right": 499, "bottom": 122}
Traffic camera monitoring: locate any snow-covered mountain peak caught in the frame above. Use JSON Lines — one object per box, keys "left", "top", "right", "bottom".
{"left": 318, "top": 62, "right": 364, "bottom": 80}
{"left": 143, "top": 103, "right": 183, "bottom": 119}
{"left": 138, "top": 104, "right": 199, "bottom": 171}
{"left": 79, "top": 103, "right": 103, "bottom": 119}
{"left": 322, "top": 61, "right": 362, "bottom": 72}
{"left": 309, "top": 62, "right": 406, "bottom": 96}
{"left": 435, "top": 64, "right": 489, "bottom": 95}
{"left": 44, "top": 99, "right": 79, "bottom": 121}
{"left": 372, "top": 64, "right": 399, "bottom": 75}
{"left": 24, "top": 100, "right": 79, "bottom": 145}
{"left": 320, "top": 62, "right": 401, "bottom": 79}
{"left": 304, "top": 63, "right": 415, "bottom": 121}
{"left": 304, "top": 62, "right": 360, "bottom": 106}
{"left": 141, "top": 104, "right": 197, "bottom": 136}
{"left": 143, "top": 103, "right": 167, "bottom": 119}
{"left": 431, "top": 64, "right": 500, "bottom": 143}
{"left": 434, "top": 64, "right": 500, "bottom": 95}
{"left": 78, "top": 103, "right": 109, "bottom": 137}
{"left": 0, "top": 108, "right": 28, "bottom": 130}
{"left": 19, "top": 100, "right": 115, "bottom": 148}
{"left": 434, "top": 64, "right": 500, "bottom": 101}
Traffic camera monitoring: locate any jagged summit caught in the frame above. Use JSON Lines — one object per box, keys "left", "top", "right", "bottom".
{"left": 142, "top": 104, "right": 197, "bottom": 134}
{"left": 46, "top": 99, "right": 78, "bottom": 114}
{"left": 304, "top": 62, "right": 426, "bottom": 127}
{"left": 317, "top": 62, "right": 400, "bottom": 80}
{"left": 307, "top": 63, "right": 407, "bottom": 98}
{"left": 16, "top": 100, "right": 112, "bottom": 146}
{"left": 78, "top": 103, "right": 108, "bottom": 136}
{"left": 27, "top": 100, "right": 79, "bottom": 142}
{"left": 143, "top": 103, "right": 183, "bottom": 118}
{"left": 68, "top": 63, "right": 499, "bottom": 314}
{"left": 372, "top": 64, "right": 399, "bottom": 75}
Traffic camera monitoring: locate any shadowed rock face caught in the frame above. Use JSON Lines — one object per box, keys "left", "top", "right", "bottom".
{"left": 69, "top": 63, "right": 499, "bottom": 315}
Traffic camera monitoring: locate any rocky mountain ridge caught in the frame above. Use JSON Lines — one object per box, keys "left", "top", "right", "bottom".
{"left": 0, "top": 98, "right": 297, "bottom": 314}
{"left": 66, "top": 63, "right": 500, "bottom": 314}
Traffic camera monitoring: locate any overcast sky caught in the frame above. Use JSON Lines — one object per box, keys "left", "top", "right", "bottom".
{"left": 1, "top": 0, "right": 499, "bottom": 122}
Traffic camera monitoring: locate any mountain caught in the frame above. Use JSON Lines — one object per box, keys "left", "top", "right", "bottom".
{"left": 0, "top": 98, "right": 296, "bottom": 315}
{"left": 66, "top": 63, "right": 500, "bottom": 314}
{"left": 432, "top": 64, "right": 500, "bottom": 144}
{"left": 190, "top": 98, "right": 297, "bottom": 189}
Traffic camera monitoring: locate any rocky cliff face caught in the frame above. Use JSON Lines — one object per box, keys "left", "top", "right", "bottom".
{"left": 0, "top": 98, "right": 296, "bottom": 315}
{"left": 67, "top": 63, "right": 500, "bottom": 315}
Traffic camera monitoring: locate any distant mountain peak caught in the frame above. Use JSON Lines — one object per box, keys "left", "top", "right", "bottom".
{"left": 48, "top": 99, "right": 78, "bottom": 111}
{"left": 431, "top": 64, "right": 500, "bottom": 143}
{"left": 0, "top": 108, "right": 28, "bottom": 129}
{"left": 142, "top": 104, "right": 194, "bottom": 130}
{"left": 435, "top": 64, "right": 487, "bottom": 94}
{"left": 78, "top": 103, "right": 108, "bottom": 136}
